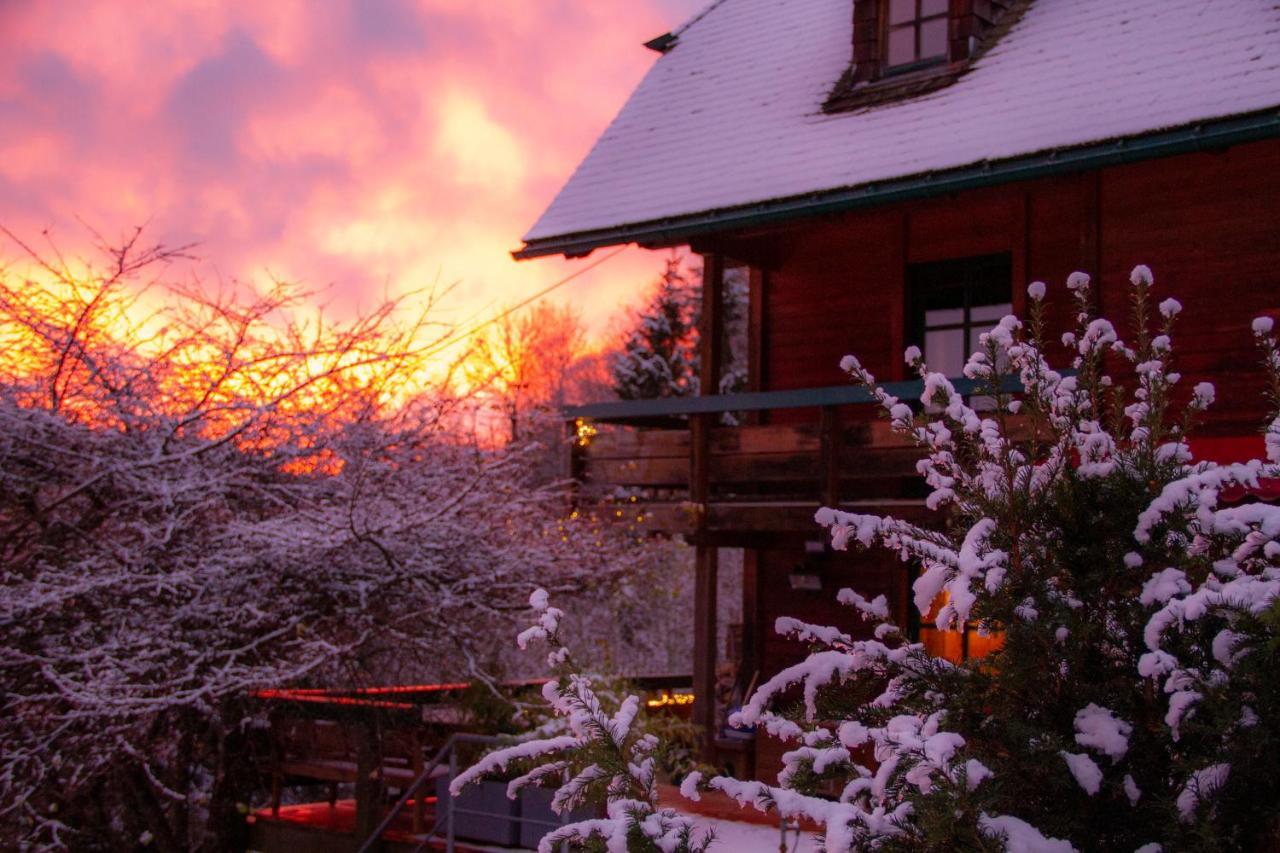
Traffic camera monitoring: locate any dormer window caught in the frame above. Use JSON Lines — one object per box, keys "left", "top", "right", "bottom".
{"left": 885, "top": 0, "right": 949, "bottom": 71}
{"left": 826, "top": 0, "right": 1016, "bottom": 113}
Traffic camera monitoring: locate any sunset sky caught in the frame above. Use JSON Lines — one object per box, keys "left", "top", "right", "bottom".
{"left": 0, "top": 0, "right": 703, "bottom": 340}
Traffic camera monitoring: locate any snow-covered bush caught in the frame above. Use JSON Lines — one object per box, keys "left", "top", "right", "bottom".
{"left": 486, "top": 267, "right": 1280, "bottom": 851}
{"left": 0, "top": 234, "right": 665, "bottom": 850}
{"left": 715, "top": 268, "right": 1280, "bottom": 851}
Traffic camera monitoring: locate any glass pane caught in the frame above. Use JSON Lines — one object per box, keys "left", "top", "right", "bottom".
{"left": 920, "top": 628, "right": 964, "bottom": 663}
{"left": 970, "top": 302, "right": 1012, "bottom": 323}
{"left": 921, "top": 0, "right": 949, "bottom": 16}
{"left": 925, "top": 329, "right": 966, "bottom": 377}
{"left": 920, "top": 281, "right": 966, "bottom": 311}
{"left": 970, "top": 327, "right": 1011, "bottom": 371}
{"left": 966, "top": 629, "right": 1005, "bottom": 660}
{"left": 886, "top": 25, "right": 916, "bottom": 66}
{"left": 888, "top": 0, "right": 917, "bottom": 25}
{"left": 925, "top": 307, "right": 964, "bottom": 326}
{"left": 920, "top": 17, "right": 948, "bottom": 58}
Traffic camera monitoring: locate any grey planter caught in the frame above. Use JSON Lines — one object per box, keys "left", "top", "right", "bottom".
{"left": 436, "top": 776, "right": 521, "bottom": 846}
{"left": 517, "top": 787, "right": 597, "bottom": 849}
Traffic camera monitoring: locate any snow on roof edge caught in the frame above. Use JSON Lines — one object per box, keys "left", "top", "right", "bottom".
{"left": 520, "top": 0, "right": 1280, "bottom": 255}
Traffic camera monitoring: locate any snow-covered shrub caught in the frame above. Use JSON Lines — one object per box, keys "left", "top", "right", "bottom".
{"left": 490, "top": 267, "right": 1280, "bottom": 851}
{"left": 0, "top": 235, "right": 665, "bottom": 850}
{"left": 452, "top": 590, "right": 715, "bottom": 853}
{"left": 712, "top": 268, "right": 1280, "bottom": 850}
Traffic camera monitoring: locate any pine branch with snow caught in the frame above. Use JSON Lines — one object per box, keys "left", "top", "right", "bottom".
{"left": 705, "top": 267, "right": 1280, "bottom": 851}
{"left": 466, "top": 264, "right": 1279, "bottom": 852}
{"left": 454, "top": 590, "right": 715, "bottom": 853}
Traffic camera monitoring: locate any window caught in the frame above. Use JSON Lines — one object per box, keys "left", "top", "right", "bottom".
{"left": 828, "top": 0, "right": 1013, "bottom": 111}
{"left": 907, "top": 562, "right": 1004, "bottom": 662}
{"left": 884, "top": 0, "right": 950, "bottom": 70}
{"left": 908, "top": 254, "right": 1012, "bottom": 378}
{"left": 915, "top": 588, "right": 1004, "bottom": 663}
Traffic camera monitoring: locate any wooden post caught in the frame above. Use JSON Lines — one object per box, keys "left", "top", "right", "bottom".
{"left": 747, "top": 266, "right": 765, "bottom": 399}
{"left": 564, "top": 418, "right": 578, "bottom": 482}
{"left": 700, "top": 252, "right": 724, "bottom": 396}
{"left": 740, "top": 548, "right": 761, "bottom": 778}
{"left": 565, "top": 418, "right": 584, "bottom": 510}
{"left": 411, "top": 731, "right": 424, "bottom": 835}
{"left": 693, "top": 542, "right": 719, "bottom": 760}
{"left": 269, "top": 718, "right": 282, "bottom": 818}
{"left": 819, "top": 405, "right": 841, "bottom": 509}
{"left": 692, "top": 251, "right": 725, "bottom": 760}
{"left": 353, "top": 723, "right": 381, "bottom": 849}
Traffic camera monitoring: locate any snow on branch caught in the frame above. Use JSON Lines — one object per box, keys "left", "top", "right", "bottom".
{"left": 453, "top": 590, "right": 713, "bottom": 853}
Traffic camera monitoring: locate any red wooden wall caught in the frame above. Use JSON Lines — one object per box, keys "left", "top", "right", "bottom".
{"left": 743, "top": 137, "right": 1280, "bottom": 436}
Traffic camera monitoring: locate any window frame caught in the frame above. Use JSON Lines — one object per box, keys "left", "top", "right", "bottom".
{"left": 906, "top": 252, "right": 1013, "bottom": 380}
{"left": 881, "top": 0, "right": 951, "bottom": 75}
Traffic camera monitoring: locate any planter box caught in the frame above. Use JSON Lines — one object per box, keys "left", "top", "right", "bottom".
{"left": 517, "top": 787, "right": 597, "bottom": 850}
{"left": 435, "top": 776, "right": 520, "bottom": 847}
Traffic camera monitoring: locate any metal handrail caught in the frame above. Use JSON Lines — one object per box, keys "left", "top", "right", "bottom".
{"left": 355, "top": 732, "right": 502, "bottom": 853}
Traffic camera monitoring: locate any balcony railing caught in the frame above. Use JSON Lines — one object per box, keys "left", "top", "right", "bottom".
{"left": 565, "top": 376, "right": 1024, "bottom": 536}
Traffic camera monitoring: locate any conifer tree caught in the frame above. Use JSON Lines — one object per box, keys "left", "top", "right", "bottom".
{"left": 611, "top": 256, "right": 698, "bottom": 400}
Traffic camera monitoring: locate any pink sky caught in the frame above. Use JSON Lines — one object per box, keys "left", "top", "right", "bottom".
{"left": 0, "top": 1, "right": 703, "bottom": 338}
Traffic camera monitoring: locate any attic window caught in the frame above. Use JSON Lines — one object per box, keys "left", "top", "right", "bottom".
{"left": 825, "top": 0, "right": 1019, "bottom": 113}
{"left": 885, "top": 0, "right": 949, "bottom": 71}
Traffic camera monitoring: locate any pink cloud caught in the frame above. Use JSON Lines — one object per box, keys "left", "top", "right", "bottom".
{"left": 0, "top": 0, "right": 705, "bottom": 341}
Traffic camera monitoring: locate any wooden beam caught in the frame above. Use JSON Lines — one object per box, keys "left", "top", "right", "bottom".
{"left": 747, "top": 266, "right": 765, "bottom": 409}
{"left": 352, "top": 723, "right": 380, "bottom": 846}
{"left": 565, "top": 373, "right": 1037, "bottom": 421}
{"left": 700, "top": 252, "right": 725, "bottom": 396}
{"left": 741, "top": 548, "right": 761, "bottom": 693}
{"left": 693, "top": 252, "right": 723, "bottom": 760}
{"left": 692, "top": 544, "right": 718, "bottom": 761}
{"left": 819, "top": 405, "right": 841, "bottom": 508}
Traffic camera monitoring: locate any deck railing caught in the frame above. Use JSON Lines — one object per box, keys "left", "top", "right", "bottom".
{"left": 565, "top": 374, "right": 1024, "bottom": 422}
{"left": 564, "top": 376, "right": 1027, "bottom": 534}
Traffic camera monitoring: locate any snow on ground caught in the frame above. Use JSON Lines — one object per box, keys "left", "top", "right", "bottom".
{"left": 694, "top": 815, "right": 820, "bottom": 853}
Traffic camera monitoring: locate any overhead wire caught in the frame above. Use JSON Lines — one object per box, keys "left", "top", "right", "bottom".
{"left": 416, "top": 244, "right": 630, "bottom": 360}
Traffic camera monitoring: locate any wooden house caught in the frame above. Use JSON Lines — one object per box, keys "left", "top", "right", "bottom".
{"left": 514, "top": 0, "right": 1280, "bottom": 779}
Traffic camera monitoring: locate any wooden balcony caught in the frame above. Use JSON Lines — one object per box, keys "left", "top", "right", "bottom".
{"left": 565, "top": 376, "right": 1017, "bottom": 541}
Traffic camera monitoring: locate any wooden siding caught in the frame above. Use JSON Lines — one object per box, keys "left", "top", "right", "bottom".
{"left": 754, "top": 138, "right": 1280, "bottom": 436}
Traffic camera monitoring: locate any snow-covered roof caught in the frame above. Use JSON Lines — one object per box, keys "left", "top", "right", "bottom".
{"left": 519, "top": 0, "right": 1280, "bottom": 257}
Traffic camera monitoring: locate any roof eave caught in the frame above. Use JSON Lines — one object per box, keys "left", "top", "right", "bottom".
{"left": 513, "top": 108, "right": 1280, "bottom": 260}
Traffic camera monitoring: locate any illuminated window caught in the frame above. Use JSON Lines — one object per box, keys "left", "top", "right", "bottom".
{"left": 908, "top": 254, "right": 1012, "bottom": 379}
{"left": 884, "top": 0, "right": 950, "bottom": 71}
{"left": 917, "top": 590, "right": 1004, "bottom": 663}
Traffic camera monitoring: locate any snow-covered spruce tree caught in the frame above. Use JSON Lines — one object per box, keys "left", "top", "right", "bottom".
{"left": 484, "top": 267, "right": 1280, "bottom": 852}
{"left": 611, "top": 256, "right": 699, "bottom": 401}
{"left": 451, "top": 590, "right": 714, "bottom": 853}
{"left": 705, "top": 268, "right": 1280, "bottom": 851}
